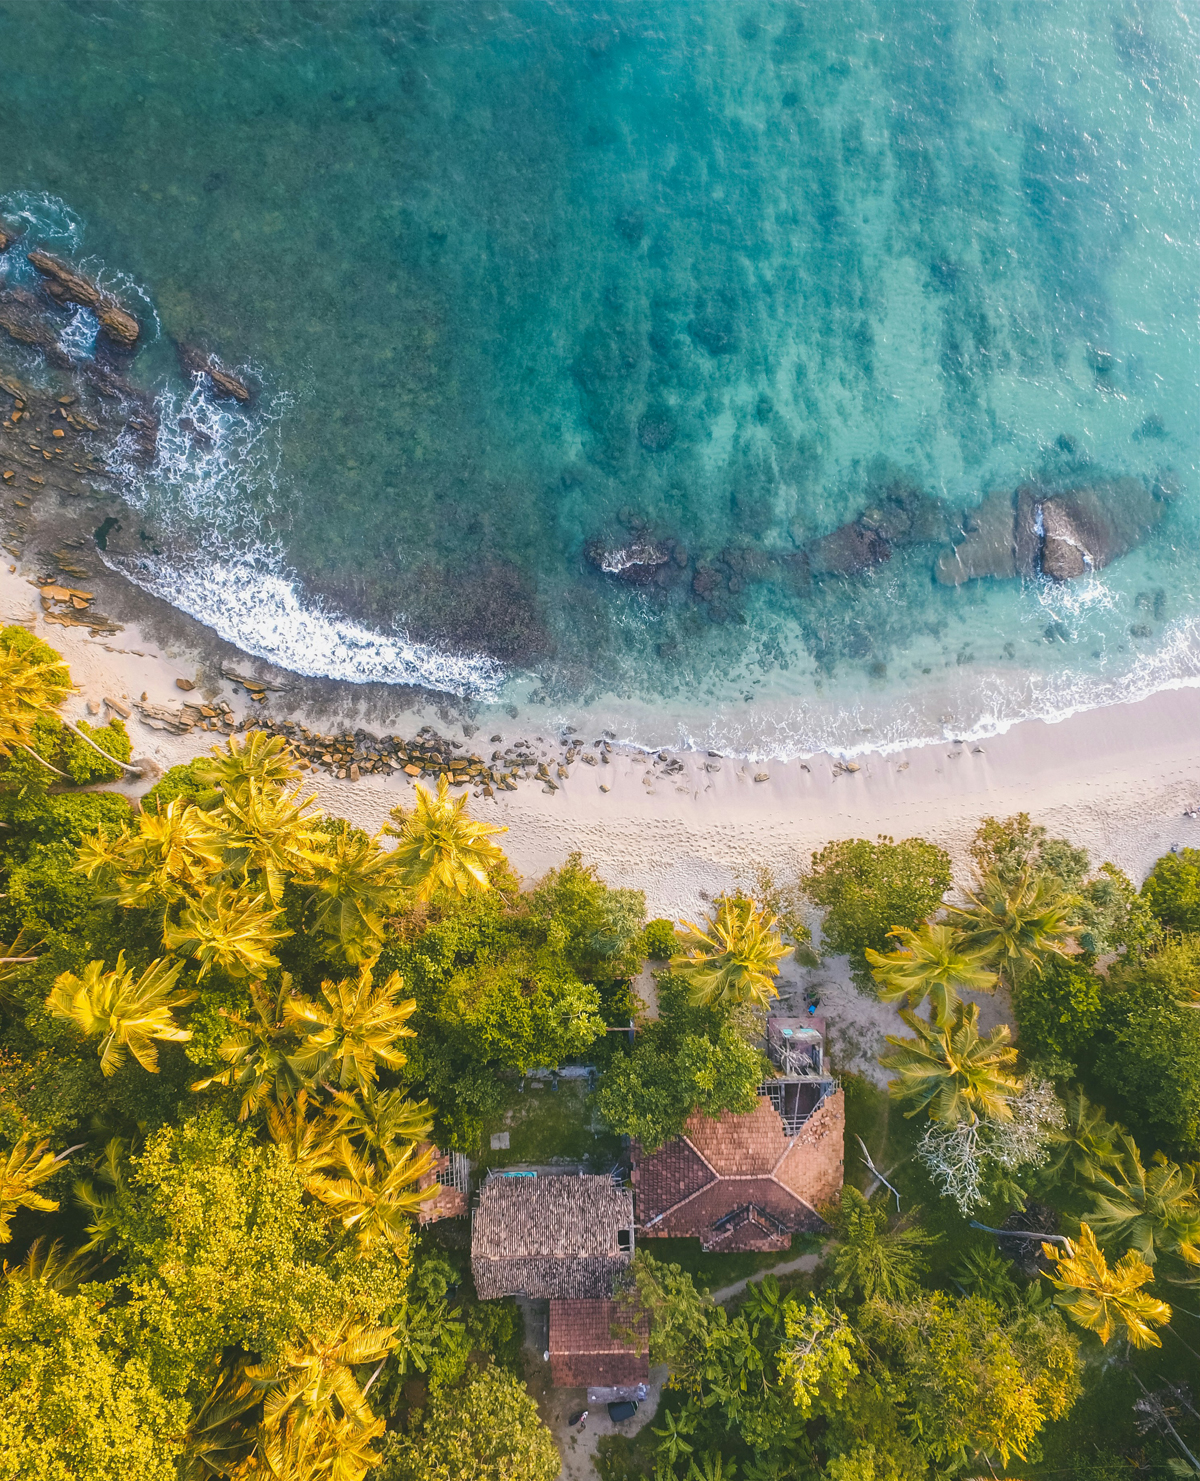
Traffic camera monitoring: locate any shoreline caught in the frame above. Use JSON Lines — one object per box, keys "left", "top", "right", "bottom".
{"left": 4, "top": 560, "right": 1198, "bottom": 919}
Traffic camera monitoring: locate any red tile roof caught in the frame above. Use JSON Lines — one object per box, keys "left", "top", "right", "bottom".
{"left": 632, "top": 1090, "right": 844, "bottom": 1250}
{"left": 549, "top": 1300, "right": 649, "bottom": 1389}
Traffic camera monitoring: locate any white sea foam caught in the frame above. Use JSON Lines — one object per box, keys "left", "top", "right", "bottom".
{"left": 0, "top": 191, "right": 85, "bottom": 250}
{"left": 102, "top": 376, "right": 504, "bottom": 699}
{"left": 108, "top": 552, "right": 505, "bottom": 696}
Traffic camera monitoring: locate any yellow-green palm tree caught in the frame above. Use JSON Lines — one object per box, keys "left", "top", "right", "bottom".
{"left": 1085, "top": 1135, "right": 1200, "bottom": 1267}
{"left": 46, "top": 953, "right": 193, "bottom": 1075}
{"left": 304, "top": 1138, "right": 436, "bottom": 1255}
{"left": 265, "top": 1092, "right": 344, "bottom": 1179}
{"left": 192, "top": 730, "right": 303, "bottom": 802}
{"left": 191, "top": 979, "right": 308, "bottom": 1119}
{"left": 865, "top": 922, "right": 997, "bottom": 1026}
{"left": 217, "top": 778, "right": 324, "bottom": 904}
{"left": 2, "top": 1236, "right": 94, "bottom": 1292}
{"left": 1042, "top": 1222, "right": 1171, "bottom": 1348}
{"left": 73, "top": 1139, "right": 128, "bottom": 1253}
{"left": 385, "top": 775, "right": 508, "bottom": 900}
{"left": 244, "top": 1315, "right": 394, "bottom": 1481}
{"left": 331, "top": 1085, "right": 434, "bottom": 1172}
{"left": 286, "top": 963, "right": 416, "bottom": 1090}
{"left": 879, "top": 1002, "right": 1021, "bottom": 1125}
{"left": 306, "top": 821, "right": 399, "bottom": 963}
{"left": 945, "top": 866, "right": 1078, "bottom": 987}
{"left": 0, "top": 627, "right": 144, "bottom": 777}
{"left": 670, "top": 894, "right": 789, "bottom": 1010}
{"left": 163, "top": 881, "right": 290, "bottom": 979}
{"left": 0, "top": 1138, "right": 77, "bottom": 1242}
{"left": 178, "top": 1361, "right": 258, "bottom": 1481}
{"left": 78, "top": 799, "right": 228, "bottom": 909}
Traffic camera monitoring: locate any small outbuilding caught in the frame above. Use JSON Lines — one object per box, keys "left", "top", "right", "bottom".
{"left": 548, "top": 1299, "right": 649, "bottom": 1394}
{"left": 471, "top": 1173, "right": 635, "bottom": 1300}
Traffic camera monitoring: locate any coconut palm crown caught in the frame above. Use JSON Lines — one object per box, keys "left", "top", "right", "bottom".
{"left": 879, "top": 1001, "right": 1021, "bottom": 1125}
{"left": 46, "top": 952, "right": 195, "bottom": 1075}
{"left": 1043, "top": 1222, "right": 1171, "bottom": 1348}
{"left": 385, "top": 775, "right": 508, "bottom": 900}
{"left": 865, "top": 921, "right": 997, "bottom": 1026}
{"left": 945, "top": 866, "right": 1078, "bottom": 986}
{"left": 670, "top": 894, "right": 789, "bottom": 1010}
{"left": 1085, "top": 1134, "right": 1200, "bottom": 1267}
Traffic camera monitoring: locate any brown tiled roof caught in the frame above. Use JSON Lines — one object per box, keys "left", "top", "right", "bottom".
{"left": 685, "top": 1097, "right": 791, "bottom": 1174}
{"left": 632, "top": 1090, "right": 845, "bottom": 1251}
{"left": 472, "top": 1175, "right": 635, "bottom": 1301}
{"left": 549, "top": 1300, "right": 649, "bottom": 1388}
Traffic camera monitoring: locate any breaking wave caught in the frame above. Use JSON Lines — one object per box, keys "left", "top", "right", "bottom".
{"left": 102, "top": 376, "right": 503, "bottom": 699}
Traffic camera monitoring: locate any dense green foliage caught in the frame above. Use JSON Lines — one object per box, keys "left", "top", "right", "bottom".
{"left": 596, "top": 973, "right": 766, "bottom": 1151}
{"left": 803, "top": 836, "right": 952, "bottom": 984}
{"left": 1140, "top": 846, "right": 1200, "bottom": 934}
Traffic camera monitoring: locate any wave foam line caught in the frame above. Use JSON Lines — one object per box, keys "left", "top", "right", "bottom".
{"left": 108, "top": 553, "right": 505, "bottom": 699}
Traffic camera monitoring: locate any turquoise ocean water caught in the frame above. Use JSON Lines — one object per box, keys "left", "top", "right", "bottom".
{"left": 0, "top": 0, "right": 1196, "bottom": 754}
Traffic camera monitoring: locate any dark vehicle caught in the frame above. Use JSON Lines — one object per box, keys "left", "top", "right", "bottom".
{"left": 607, "top": 1400, "right": 639, "bottom": 1423}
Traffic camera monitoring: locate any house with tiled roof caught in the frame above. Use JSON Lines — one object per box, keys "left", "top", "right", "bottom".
{"left": 632, "top": 1017, "right": 844, "bottom": 1251}
{"left": 471, "top": 1173, "right": 635, "bottom": 1300}
{"left": 548, "top": 1300, "right": 649, "bottom": 1393}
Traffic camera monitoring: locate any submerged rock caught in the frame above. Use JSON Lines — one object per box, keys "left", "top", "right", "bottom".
{"left": 0, "top": 220, "right": 19, "bottom": 254}
{"left": 27, "top": 250, "right": 140, "bottom": 348}
{"left": 937, "top": 476, "right": 1172, "bottom": 585}
{"left": 807, "top": 519, "right": 891, "bottom": 575}
{"left": 178, "top": 343, "right": 252, "bottom": 403}
{"left": 586, "top": 538, "right": 672, "bottom": 584}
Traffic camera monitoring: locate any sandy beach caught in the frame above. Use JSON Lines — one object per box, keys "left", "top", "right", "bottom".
{"left": 5, "top": 559, "right": 1199, "bottom": 926}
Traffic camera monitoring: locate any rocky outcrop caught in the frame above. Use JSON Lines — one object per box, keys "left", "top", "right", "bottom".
{"left": 27, "top": 250, "right": 140, "bottom": 348}
{"left": 0, "top": 288, "right": 74, "bottom": 369}
{"left": 807, "top": 519, "right": 891, "bottom": 575}
{"left": 0, "top": 221, "right": 18, "bottom": 254}
{"left": 178, "top": 343, "right": 252, "bottom": 403}
{"left": 586, "top": 538, "right": 673, "bottom": 584}
{"left": 937, "top": 476, "right": 1173, "bottom": 585}
{"left": 808, "top": 481, "right": 949, "bottom": 577}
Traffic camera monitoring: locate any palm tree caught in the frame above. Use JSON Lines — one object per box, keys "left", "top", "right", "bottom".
{"left": 385, "top": 775, "right": 508, "bottom": 900}
{"left": 178, "top": 1360, "right": 259, "bottom": 1481}
{"left": 827, "top": 1186, "right": 935, "bottom": 1302}
{"left": 1042, "top": 1222, "right": 1171, "bottom": 1348}
{"left": 879, "top": 1002, "right": 1021, "bottom": 1125}
{"left": 217, "top": 778, "right": 324, "bottom": 905}
{"left": 0, "top": 1138, "right": 78, "bottom": 1242}
{"left": 945, "top": 866, "right": 1077, "bottom": 987}
{"left": 265, "top": 1092, "right": 344, "bottom": 1179}
{"left": 46, "top": 953, "right": 193, "bottom": 1075}
{"left": 2, "top": 1236, "right": 94, "bottom": 1292}
{"left": 953, "top": 1243, "right": 1018, "bottom": 1307}
{"left": 1085, "top": 1135, "right": 1200, "bottom": 1267}
{"left": 670, "top": 895, "right": 789, "bottom": 1010}
{"left": 866, "top": 922, "right": 997, "bottom": 1026}
{"left": 192, "top": 730, "right": 303, "bottom": 801}
{"left": 305, "top": 1138, "right": 437, "bottom": 1254}
{"left": 163, "top": 881, "right": 290, "bottom": 979}
{"left": 306, "top": 821, "right": 399, "bottom": 963}
{"left": 0, "top": 627, "right": 145, "bottom": 777}
{"left": 191, "top": 978, "right": 309, "bottom": 1119}
{"left": 80, "top": 799, "right": 228, "bottom": 910}
{"left": 330, "top": 1084, "right": 434, "bottom": 1171}
{"left": 1038, "top": 1086, "right": 1122, "bottom": 1189}
{"left": 286, "top": 963, "right": 417, "bottom": 1090}
{"left": 73, "top": 1139, "right": 128, "bottom": 1253}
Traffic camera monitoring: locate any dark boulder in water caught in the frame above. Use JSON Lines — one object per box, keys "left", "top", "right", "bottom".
{"left": 937, "top": 476, "right": 1173, "bottom": 585}
{"left": 0, "top": 287, "right": 73, "bottom": 369}
{"left": 586, "top": 537, "right": 673, "bottom": 584}
{"left": 27, "top": 250, "right": 140, "bottom": 349}
{"left": 177, "top": 343, "right": 253, "bottom": 403}
{"left": 0, "top": 220, "right": 19, "bottom": 253}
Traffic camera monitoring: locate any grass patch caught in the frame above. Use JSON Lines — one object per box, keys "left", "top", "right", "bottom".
{"left": 475, "top": 1078, "right": 625, "bottom": 1175}
{"left": 639, "top": 1232, "right": 824, "bottom": 1296}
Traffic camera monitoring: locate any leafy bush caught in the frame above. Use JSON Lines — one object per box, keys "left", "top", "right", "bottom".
{"left": 1142, "top": 847, "right": 1200, "bottom": 933}
{"left": 141, "top": 758, "right": 209, "bottom": 813}
{"left": 803, "top": 836, "right": 952, "bottom": 985}
{"left": 643, "top": 917, "right": 677, "bottom": 959}
{"left": 1012, "top": 957, "right": 1104, "bottom": 1075}
{"left": 1090, "top": 937, "right": 1200, "bottom": 1154}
